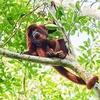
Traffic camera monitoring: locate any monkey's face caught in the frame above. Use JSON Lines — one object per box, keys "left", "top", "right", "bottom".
{"left": 32, "top": 30, "right": 47, "bottom": 42}
{"left": 27, "top": 24, "right": 48, "bottom": 46}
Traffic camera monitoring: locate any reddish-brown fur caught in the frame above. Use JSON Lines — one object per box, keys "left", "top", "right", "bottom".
{"left": 23, "top": 22, "right": 98, "bottom": 89}
{"left": 87, "top": 76, "right": 98, "bottom": 89}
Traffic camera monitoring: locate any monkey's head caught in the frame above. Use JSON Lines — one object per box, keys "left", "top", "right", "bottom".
{"left": 26, "top": 24, "right": 48, "bottom": 46}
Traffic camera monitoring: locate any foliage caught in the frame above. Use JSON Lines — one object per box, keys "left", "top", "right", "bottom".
{"left": 0, "top": 0, "right": 100, "bottom": 100}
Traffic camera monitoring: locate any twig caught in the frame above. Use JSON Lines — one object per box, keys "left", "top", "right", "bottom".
{"left": 90, "top": 0, "right": 97, "bottom": 7}
{"left": 45, "top": 3, "right": 68, "bottom": 40}
{"left": 0, "top": 3, "right": 45, "bottom": 47}
{"left": 45, "top": 2, "right": 75, "bottom": 56}
{"left": 26, "top": 0, "right": 31, "bottom": 7}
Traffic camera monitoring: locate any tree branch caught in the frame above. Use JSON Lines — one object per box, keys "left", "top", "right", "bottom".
{"left": 0, "top": 48, "right": 100, "bottom": 99}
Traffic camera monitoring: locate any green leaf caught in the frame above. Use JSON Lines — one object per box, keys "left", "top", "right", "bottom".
{"left": 14, "top": 82, "right": 21, "bottom": 86}
{"left": 87, "top": 38, "right": 91, "bottom": 44}
{"left": 72, "top": 12, "right": 77, "bottom": 22}
{"left": 83, "top": 53, "right": 88, "bottom": 58}
{"left": 0, "top": 0, "right": 3, "bottom": 5}
{"left": 90, "top": 30, "right": 94, "bottom": 38}
{"left": 18, "top": 91, "right": 27, "bottom": 95}
{"left": 56, "top": 6, "right": 64, "bottom": 19}
{"left": 78, "top": 16, "right": 86, "bottom": 21}
{"left": 78, "top": 56, "right": 86, "bottom": 63}
{"left": 71, "top": 28, "right": 76, "bottom": 35}
{"left": 69, "top": 3, "right": 75, "bottom": 8}
{"left": 98, "top": 6, "right": 100, "bottom": 10}
{"left": 98, "top": 21, "right": 100, "bottom": 27}
{"left": 0, "top": 78, "right": 4, "bottom": 83}
{"left": 84, "top": 41, "right": 89, "bottom": 47}
{"left": 45, "top": 24, "right": 58, "bottom": 30}
{"left": 75, "top": 1, "right": 80, "bottom": 11}
{"left": 87, "top": 49, "right": 91, "bottom": 55}
{"left": 79, "top": 46, "right": 86, "bottom": 50}
{"left": 28, "top": 72, "right": 32, "bottom": 79}
{"left": 96, "top": 60, "right": 100, "bottom": 63}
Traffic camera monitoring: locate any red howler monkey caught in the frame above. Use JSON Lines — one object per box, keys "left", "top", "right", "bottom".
{"left": 23, "top": 22, "right": 98, "bottom": 89}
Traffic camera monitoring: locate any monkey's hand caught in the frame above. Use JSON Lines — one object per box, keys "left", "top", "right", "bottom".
{"left": 55, "top": 50, "right": 66, "bottom": 59}
{"left": 47, "top": 48, "right": 55, "bottom": 57}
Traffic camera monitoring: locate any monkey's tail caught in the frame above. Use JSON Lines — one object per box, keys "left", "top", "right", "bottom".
{"left": 53, "top": 66, "right": 86, "bottom": 85}
{"left": 53, "top": 66, "right": 98, "bottom": 89}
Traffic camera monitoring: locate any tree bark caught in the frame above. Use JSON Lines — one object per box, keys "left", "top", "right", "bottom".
{"left": 0, "top": 48, "right": 100, "bottom": 99}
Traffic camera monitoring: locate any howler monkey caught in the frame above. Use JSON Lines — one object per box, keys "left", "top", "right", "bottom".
{"left": 23, "top": 22, "right": 98, "bottom": 89}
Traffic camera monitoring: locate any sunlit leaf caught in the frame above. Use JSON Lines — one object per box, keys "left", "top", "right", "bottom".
{"left": 18, "top": 91, "right": 27, "bottom": 95}
{"left": 75, "top": 1, "right": 80, "bottom": 11}
{"left": 45, "top": 24, "right": 58, "bottom": 30}
{"left": 79, "top": 46, "right": 86, "bottom": 50}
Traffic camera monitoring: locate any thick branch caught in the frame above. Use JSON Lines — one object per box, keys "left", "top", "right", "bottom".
{"left": 0, "top": 48, "right": 73, "bottom": 67}
{"left": 0, "top": 48, "right": 96, "bottom": 81}
{"left": 0, "top": 48, "right": 100, "bottom": 99}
